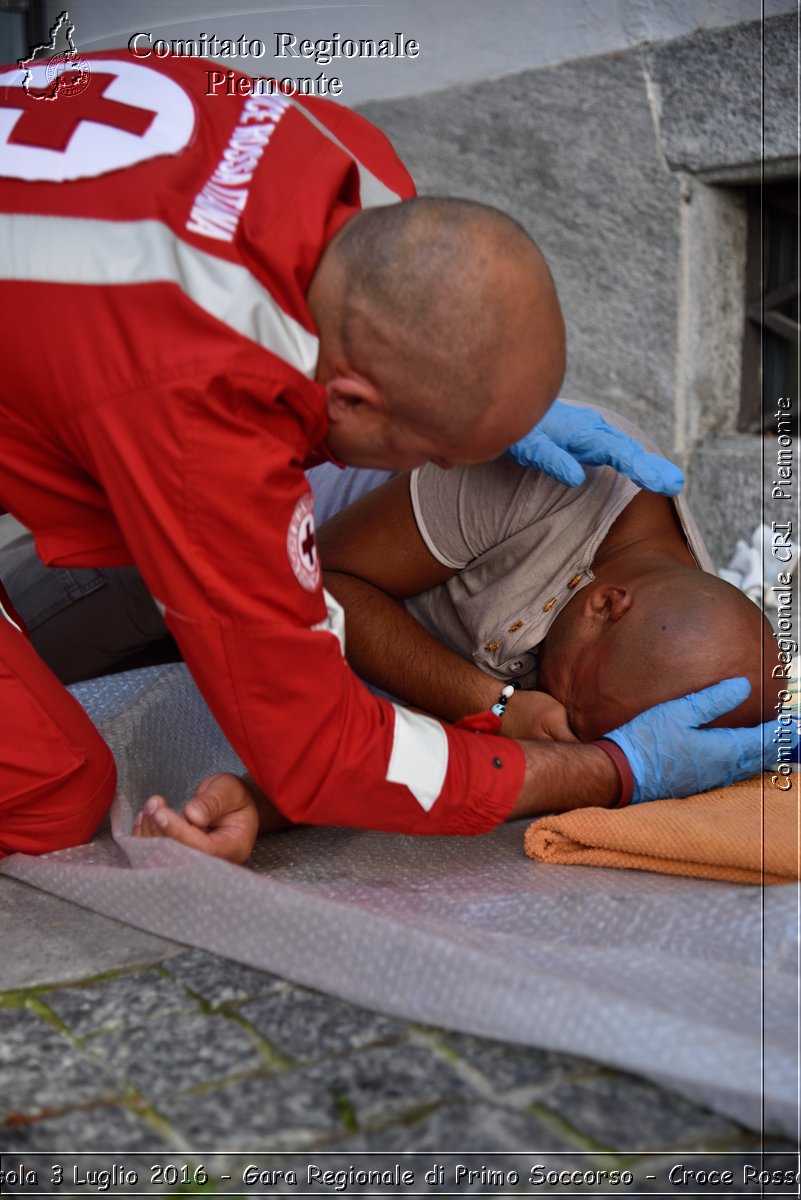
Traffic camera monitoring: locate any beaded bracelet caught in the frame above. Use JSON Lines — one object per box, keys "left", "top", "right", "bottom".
{"left": 491, "top": 683, "right": 518, "bottom": 717}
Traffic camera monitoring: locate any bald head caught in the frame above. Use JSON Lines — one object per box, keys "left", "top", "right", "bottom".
{"left": 309, "top": 197, "right": 565, "bottom": 469}
{"left": 540, "top": 567, "right": 781, "bottom": 742}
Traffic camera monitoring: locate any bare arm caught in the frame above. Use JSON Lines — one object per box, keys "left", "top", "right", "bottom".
{"left": 134, "top": 740, "right": 620, "bottom": 864}
{"left": 318, "top": 474, "right": 573, "bottom": 740}
{"left": 512, "top": 742, "right": 619, "bottom": 817}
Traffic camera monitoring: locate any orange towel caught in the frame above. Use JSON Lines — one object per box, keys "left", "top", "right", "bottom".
{"left": 524, "top": 774, "right": 800, "bottom": 885}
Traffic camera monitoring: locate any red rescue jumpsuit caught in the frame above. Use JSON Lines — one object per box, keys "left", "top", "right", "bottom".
{"left": 0, "top": 51, "right": 525, "bottom": 857}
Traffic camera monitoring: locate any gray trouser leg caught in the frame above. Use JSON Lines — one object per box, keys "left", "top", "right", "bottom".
{"left": 0, "top": 533, "right": 173, "bottom": 684}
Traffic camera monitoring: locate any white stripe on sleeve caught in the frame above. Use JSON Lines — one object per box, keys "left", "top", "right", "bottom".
{"left": 386, "top": 704, "right": 449, "bottom": 812}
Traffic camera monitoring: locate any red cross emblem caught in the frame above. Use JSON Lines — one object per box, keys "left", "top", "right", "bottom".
{"left": 300, "top": 523, "right": 317, "bottom": 570}
{"left": 0, "top": 58, "right": 196, "bottom": 182}
{"left": 287, "top": 494, "right": 321, "bottom": 592}
{"left": 0, "top": 72, "right": 157, "bottom": 153}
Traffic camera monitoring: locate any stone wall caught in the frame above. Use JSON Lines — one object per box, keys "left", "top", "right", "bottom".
{"left": 359, "top": 11, "right": 798, "bottom": 565}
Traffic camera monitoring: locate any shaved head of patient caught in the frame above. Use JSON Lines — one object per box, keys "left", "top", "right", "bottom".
{"left": 533, "top": 503, "right": 778, "bottom": 740}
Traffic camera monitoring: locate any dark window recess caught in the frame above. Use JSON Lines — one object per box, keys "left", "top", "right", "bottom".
{"left": 740, "top": 184, "right": 799, "bottom": 433}
{"left": 0, "top": 1, "right": 47, "bottom": 65}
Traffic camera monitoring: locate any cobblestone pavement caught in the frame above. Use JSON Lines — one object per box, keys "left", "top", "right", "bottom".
{"left": 1, "top": 937, "right": 796, "bottom": 1199}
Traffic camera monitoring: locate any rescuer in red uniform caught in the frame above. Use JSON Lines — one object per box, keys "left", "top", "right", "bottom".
{"left": 0, "top": 51, "right": 775, "bottom": 860}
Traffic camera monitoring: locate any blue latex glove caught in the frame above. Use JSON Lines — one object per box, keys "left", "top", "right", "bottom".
{"left": 507, "top": 400, "right": 685, "bottom": 495}
{"left": 604, "top": 678, "right": 794, "bottom": 803}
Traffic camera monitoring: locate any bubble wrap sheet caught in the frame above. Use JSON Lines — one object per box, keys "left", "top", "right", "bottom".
{"left": 1, "top": 665, "right": 798, "bottom": 1136}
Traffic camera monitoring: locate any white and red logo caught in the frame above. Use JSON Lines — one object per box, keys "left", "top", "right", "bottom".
{"left": 44, "top": 51, "right": 91, "bottom": 100}
{"left": 18, "top": 10, "right": 90, "bottom": 101}
{"left": 287, "top": 493, "right": 320, "bottom": 592}
{"left": 0, "top": 58, "right": 195, "bottom": 182}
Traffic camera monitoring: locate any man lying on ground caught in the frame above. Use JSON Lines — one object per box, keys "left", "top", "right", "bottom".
{"left": 136, "top": 402, "right": 778, "bottom": 856}
{"left": 2, "top": 404, "right": 779, "bottom": 861}
{"left": 314, "top": 404, "right": 776, "bottom": 744}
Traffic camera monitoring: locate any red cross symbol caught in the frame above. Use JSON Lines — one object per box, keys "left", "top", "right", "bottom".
{"left": 0, "top": 72, "right": 157, "bottom": 153}
{"left": 300, "top": 522, "right": 317, "bottom": 569}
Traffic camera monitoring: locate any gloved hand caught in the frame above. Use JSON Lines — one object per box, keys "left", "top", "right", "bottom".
{"left": 507, "top": 400, "right": 685, "bottom": 495}
{"left": 604, "top": 677, "right": 793, "bottom": 803}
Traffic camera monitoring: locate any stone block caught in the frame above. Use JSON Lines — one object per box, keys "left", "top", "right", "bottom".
{"left": 0, "top": 876, "right": 180, "bottom": 990}
{"left": 159, "top": 1070, "right": 343, "bottom": 1151}
{"left": 83, "top": 1011, "right": 264, "bottom": 1101}
{"left": 240, "top": 986, "right": 407, "bottom": 1063}
{"left": 162, "top": 947, "right": 285, "bottom": 1006}
{"left": 540, "top": 1072, "right": 743, "bottom": 1151}
{"left": 0, "top": 1008, "right": 123, "bottom": 1120}
{"left": 302, "top": 1041, "right": 476, "bottom": 1128}
{"left": 0, "top": 1104, "right": 171, "bottom": 1153}
{"left": 44, "top": 969, "right": 198, "bottom": 1037}
{"left": 346, "top": 1099, "right": 578, "bottom": 1153}
{"left": 649, "top": 13, "right": 798, "bottom": 177}
{"left": 440, "top": 1030, "right": 592, "bottom": 1094}
{"left": 686, "top": 435, "right": 770, "bottom": 566}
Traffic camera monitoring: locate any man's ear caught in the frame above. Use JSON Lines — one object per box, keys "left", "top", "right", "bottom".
{"left": 325, "top": 373, "right": 384, "bottom": 424}
{"left": 583, "top": 583, "right": 632, "bottom": 626}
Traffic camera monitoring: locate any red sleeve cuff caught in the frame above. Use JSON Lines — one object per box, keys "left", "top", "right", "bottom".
{"left": 593, "top": 739, "right": 635, "bottom": 808}
{"left": 303, "top": 441, "right": 346, "bottom": 470}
